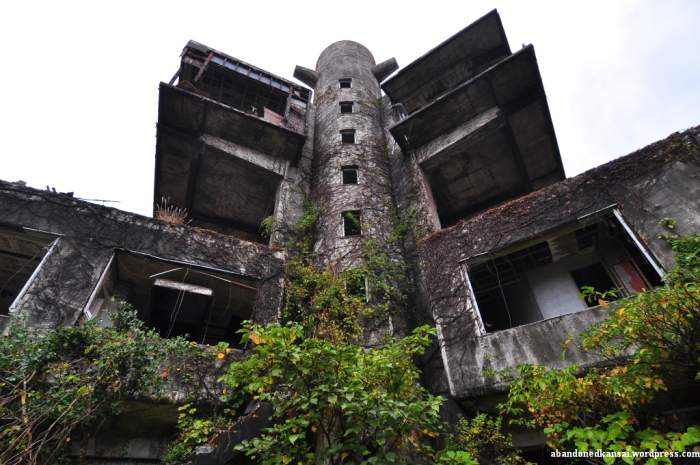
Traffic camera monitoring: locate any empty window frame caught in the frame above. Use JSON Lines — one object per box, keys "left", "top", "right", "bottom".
{"left": 83, "top": 255, "right": 118, "bottom": 327}
{"left": 85, "top": 286, "right": 118, "bottom": 327}
{"left": 343, "top": 211, "right": 362, "bottom": 236}
{"left": 340, "top": 101, "right": 354, "bottom": 114}
{"left": 101, "top": 251, "right": 258, "bottom": 347}
{"left": 339, "top": 78, "right": 352, "bottom": 89}
{"left": 340, "top": 129, "right": 356, "bottom": 144}
{"left": 0, "top": 225, "right": 58, "bottom": 318}
{"left": 465, "top": 217, "right": 662, "bottom": 333}
{"left": 570, "top": 263, "right": 617, "bottom": 308}
{"left": 342, "top": 165, "right": 358, "bottom": 185}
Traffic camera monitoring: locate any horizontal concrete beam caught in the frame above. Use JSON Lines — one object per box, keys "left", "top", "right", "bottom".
{"left": 201, "top": 134, "right": 289, "bottom": 177}
{"left": 441, "top": 305, "right": 611, "bottom": 399}
{"left": 411, "top": 106, "right": 503, "bottom": 166}
{"left": 158, "top": 83, "right": 306, "bottom": 161}
{"left": 293, "top": 65, "right": 319, "bottom": 88}
{"left": 371, "top": 57, "right": 399, "bottom": 84}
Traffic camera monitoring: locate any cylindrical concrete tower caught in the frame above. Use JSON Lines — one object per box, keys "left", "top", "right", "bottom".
{"left": 291, "top": 41, "right": 411, "bottom": 342}
{"left": 307, "top": 41, "right": 396, "bottom": 269}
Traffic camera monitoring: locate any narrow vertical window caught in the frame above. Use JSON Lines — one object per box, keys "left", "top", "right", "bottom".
{"left": 342, "top": 166, "right": 358, "bottom": 184}
{"left": 340, "top": 101, "right": 353, "bottom": 114}
{"left": 343, "top": 211, "right": 361, "bottom": 236}
{"left": 339, "top": 78, "right": 352, "bottom": 89}
{"left": 340, "top": 130, "right": 356, "bottom": 144}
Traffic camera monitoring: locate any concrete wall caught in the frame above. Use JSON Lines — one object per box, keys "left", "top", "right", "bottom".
{"left": 446, "top": 305, "right": 612, "bottom": 399}
{"left": 416, "top": 126, "right": 700, "bottom": 400}
{"left": 0, "top": 181, "right": 286, "bottom": 329}
{"left": 309, "top": 41, "right": 396, "bottom": 268}
{"left": 526, "top": 250, "right": 598, "bottom": 319}
{"left": 297, "top": 42, "right": 418, "bottom": 342}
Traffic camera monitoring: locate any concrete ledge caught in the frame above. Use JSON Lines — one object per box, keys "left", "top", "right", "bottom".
{"left": 444, "top": 305, "right": 611, "bottom": 399}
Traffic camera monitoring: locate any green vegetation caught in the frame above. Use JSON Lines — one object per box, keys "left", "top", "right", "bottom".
{"left": 221, "top": 323, "right": 443, "bottom": 465}
{"left": 490, "top": 232, "right": 700, "bottom": 463}
{"left": 0, "top": 304, "right": 204, "bottom": 465}
{"left": 441, "top": 414, "right": 527, "bottom": 465}
{"left": 283, "top": 201, "right": 407, "bottom": 343}
{"left": 162, "top": 403, "right": 233, "bottom": 463}
{"left": 9, "top": 198, "right": 700, "bottom": 465}
{"left": 214, "top": 199, "right": 446, "bottom": 464}
{"left": 260, "top": 215, "right": 275, "bottom": 238}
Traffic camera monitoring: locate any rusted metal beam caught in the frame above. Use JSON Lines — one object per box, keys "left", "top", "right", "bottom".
{"left": 194, "top": 52, "right": 214, "bottom": 83}
{"left": 168, "top": 67, "right": 181, "bottom": 86}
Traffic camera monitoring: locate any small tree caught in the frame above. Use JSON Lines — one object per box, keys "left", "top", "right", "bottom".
{"left": 442, "top": 414, "right": 529, "bottom": 465}
{"left": 220, "top": 323, "right": 444, "bottom": 465}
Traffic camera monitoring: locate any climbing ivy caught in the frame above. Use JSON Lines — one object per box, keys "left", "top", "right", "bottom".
{"left": 210, "top": 199, "right": 446, "bottom": 464}
{"left": 283, "top": 200, "right": 408, "bottom": 343}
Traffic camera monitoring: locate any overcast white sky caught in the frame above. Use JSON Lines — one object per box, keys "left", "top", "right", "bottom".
{"left": 0, "top": 0, "right": 698, "bottom": 217}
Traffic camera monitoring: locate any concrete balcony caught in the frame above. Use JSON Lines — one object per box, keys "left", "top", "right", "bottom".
{"left": 389, "top": 46, "right": 565, "bottom": 225}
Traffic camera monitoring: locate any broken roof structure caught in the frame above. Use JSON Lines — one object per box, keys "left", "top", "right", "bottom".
{"left": 155, "top": 40, "right": 311, "bottom": 240}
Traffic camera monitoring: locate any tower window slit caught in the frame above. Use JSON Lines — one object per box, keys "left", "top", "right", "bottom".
{"left": 343, "top": 211, "right": 361, "bottom": 236}
{"left": 342, "top": 166, "right": 358, "bottom": 184}
{"left": 340, "top": 129, "right": 356, "bottom": 144}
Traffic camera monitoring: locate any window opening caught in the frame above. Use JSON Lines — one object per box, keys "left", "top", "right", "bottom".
{"left": 339, "top": 78, "right": 352, "bottom": 89}
{"left": 0, "top": 225, "right": 57, "bottom": 317}
{"left": 340, "top": 129, "right": 356, "bottom": 144}
{"left": 466, "top": 216, "right": 660, "bottom": 333}
{"left": 197, "top": 68, "right": 287, "bottom": 116}
{"left": 340, "top": 101, "right": 353, "bottom": 114}
{"left": 569, "top": 263, "right": 617, "bottom": 308}
{"left": 343, "top": 211, "right": 362, "bottom": 236}
{"left": 575, "top": 225, "right": 599, "bottom": 252}
{"left": 346, "top": 276, "right": 368, "bottom": 301}
{"left": 618, "top": 237, "right": 663, "bottom": 289}
{"left": 105, "top": 251, "right": 257, "bottom": 347}
{"left": 83, "top": 254, "right": 117, "bottom": 327}
{"left": 178, "top": 47, "right": 311, "bottom": 125}
{"left": 342, "top": 166, "right": 358, "bottom": 185}
{"left": 86, "top": 286, "right": 118, "bottom": 327}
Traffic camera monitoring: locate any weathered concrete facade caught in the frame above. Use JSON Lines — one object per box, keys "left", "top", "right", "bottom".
{"left": 0, "top": 182, "right": 286, "bottom": 331}
{"left": 2, "top": 7, "right": 700, "bottom": 463}
{"left": 416, "top": 127, "right": 700, "bottom": 403}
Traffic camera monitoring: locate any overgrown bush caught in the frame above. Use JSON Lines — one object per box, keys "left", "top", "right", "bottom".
{"left": 0, "top": 303, "right": 199, "bottom": 464}
{"left": 442, "top": 414, "right": 528, "bottom": 465}
{"left": 220, "top": 322, "right": 444, "bottom": 465}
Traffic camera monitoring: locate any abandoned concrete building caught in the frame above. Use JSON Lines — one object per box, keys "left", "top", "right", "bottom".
{"left": 1, "top": 8, "right": 699, "bottom": 463}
